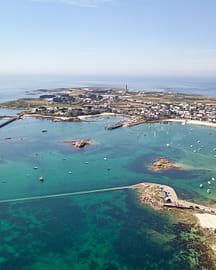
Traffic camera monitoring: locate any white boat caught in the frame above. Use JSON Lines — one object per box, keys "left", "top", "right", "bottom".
{"left": 38, "top": 176, "right": 44, "bottom": 181}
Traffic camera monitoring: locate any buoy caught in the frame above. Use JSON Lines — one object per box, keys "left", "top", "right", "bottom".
{"left": 38, "top": 176, "right": 44, "bottom": 182}
{"left": 34, "top": 166, "right": 38, "bottom": 170}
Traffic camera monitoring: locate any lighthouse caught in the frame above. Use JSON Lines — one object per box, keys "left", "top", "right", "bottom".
{"left": 123, "top": 84, "right": 128, "bottom": 95}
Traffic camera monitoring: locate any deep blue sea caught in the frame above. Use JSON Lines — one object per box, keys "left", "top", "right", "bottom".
{"left": 0, "top": 75, "right": 216, "bottom": 270}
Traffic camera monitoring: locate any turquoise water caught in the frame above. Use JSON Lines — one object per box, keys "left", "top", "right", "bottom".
{"left": 0, "top": 116, "right": 216, "bottom": 269}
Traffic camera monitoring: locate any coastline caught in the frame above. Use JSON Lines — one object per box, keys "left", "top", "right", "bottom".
{"left": 21, "top": 112, "right": 126, "bottom": 122}
{"left": 162, "top": 118, "right": 216, "bottom": 128}
{"left": 22, "top": 113, "right": 81, "bottom": 122}
{"left": 21, "top": 112, "right": 216, "bottom": 129}
{"left": 135, "top": 182, "right": 216, "bottom": 260}
{"left": 195, "top": 213, "right": 216, "bottom": 229}
{"left": 77, "top": 112, "right": 124, "bottom": 120}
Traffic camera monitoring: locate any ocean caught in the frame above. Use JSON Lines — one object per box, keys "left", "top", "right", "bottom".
{"left": 0, "top": 74, "right": 216, "bottom": 103}
{"left": 0, "top": 76, "right": 216, "bottom": 269}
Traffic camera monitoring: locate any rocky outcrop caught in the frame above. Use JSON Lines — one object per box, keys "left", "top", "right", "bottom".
{"left": 64, "top": 139, "right": 91, "bottom": 148}
{"left": 150, "top": 157, "right": 180, "bottom": 171}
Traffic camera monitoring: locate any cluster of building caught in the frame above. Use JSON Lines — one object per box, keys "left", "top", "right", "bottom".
{"left": 117, "top": 102, "right": 216, "bottom": 122}
{"left": 29, "top": 88, "right": 216, "bottom": 122}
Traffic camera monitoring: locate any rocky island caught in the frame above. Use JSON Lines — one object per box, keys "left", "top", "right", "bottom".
{"left": 64, "top": 139, "right": 92, "bottom": 148}
{"left": 150, "top": 157, "right": 181, "bottom": 171}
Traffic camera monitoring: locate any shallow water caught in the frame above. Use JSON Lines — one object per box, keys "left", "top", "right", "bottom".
{"left": 0, "top": 116, "right": 216, "bottom": 269}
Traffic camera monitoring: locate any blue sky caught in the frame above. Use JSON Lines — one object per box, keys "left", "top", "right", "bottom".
{"left": 0, "top": 0, "right": 216, "bottom": 76}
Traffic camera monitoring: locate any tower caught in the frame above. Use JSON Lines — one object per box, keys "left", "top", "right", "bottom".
{"left": 124, "top": 84, "right": 128, "bottom": 94}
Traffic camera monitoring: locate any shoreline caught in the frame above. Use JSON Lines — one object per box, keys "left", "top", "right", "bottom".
{"left": 77, "top": 112, "right": 125, "bottom": 120}
{"left": 135, "top": 182, "right": 216, "bottom": 259}
{"left": 161, "top": 118, "right": 216, "bottom": 128}
{"left": 21, "top": 112, "right": 127, "bottom": 122}
{"left": 22, "top": 112, "right": 216, "bottom": 129}
{"left": 195, "top": 213, "right": 216, "bottom": 229}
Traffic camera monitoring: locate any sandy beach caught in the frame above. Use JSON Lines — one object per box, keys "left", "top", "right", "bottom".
{"left": 23, "top": 113, "right": 79, "bottom": 121}
{"left": 162, "top": 119, "right": 216, "bottom": 128}
{"left": 195, "top": 213, "right": 216, "bottom": 229}
{"left": 78, "top": 112, "right": 122, "bottom": 120}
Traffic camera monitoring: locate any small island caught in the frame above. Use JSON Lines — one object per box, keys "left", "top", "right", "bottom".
{"left": 64, "top": 139, "right": 92, "bottom": 148}
{"left": 150, "top": 157, "right": 181, "bottom": 171}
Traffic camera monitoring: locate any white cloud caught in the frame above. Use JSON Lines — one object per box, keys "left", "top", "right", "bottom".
{"left": 32, "top": 0, "right": 113, "bottom": 7}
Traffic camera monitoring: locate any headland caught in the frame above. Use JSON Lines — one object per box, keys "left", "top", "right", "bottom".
{"left": 135, "top": 182, "right": 216, "bottom": 262}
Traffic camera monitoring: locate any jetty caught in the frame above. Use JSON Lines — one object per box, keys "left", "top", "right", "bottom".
{"left": 0, "top": 116, "right": 19, "bottom": 128}
{"left": 106, "top": 122, "right": 123, "bottom": 130}
{"left": 0, "top": 113, "right": 23, "bottom": 129}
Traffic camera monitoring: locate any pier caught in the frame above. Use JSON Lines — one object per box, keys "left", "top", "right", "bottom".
{"left": 164, "top": 200, "right": 216, "bottom": 215}
{"left": 0, "top": 114, "right": 22, "bottom": 128}
{"left": 106, "top": 122, "right": 123, "bottom": 130}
